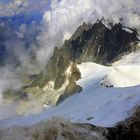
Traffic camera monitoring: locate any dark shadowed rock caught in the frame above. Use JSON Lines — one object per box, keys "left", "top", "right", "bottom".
{"left": 57, "top": 81, "right": 82, "bottom": 105}
{"left": 106, "top": 106, "right": 140, "bottom": 140}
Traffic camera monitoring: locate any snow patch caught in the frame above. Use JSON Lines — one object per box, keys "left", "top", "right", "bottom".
{"left": 137, "top": 35, "right": 140, "bottom": 40}
{"left": 122, "top": 27, "right": 133, "bottom": 33}
{"left": 65, "top": 63, "right": 72, "bottom": 77}
{"left": 101, "top": 65, "right": 140, "bottom": 87}
{"left": 102, "top": 21, "right": 112, "bottom": 30}
{"left": 43, "top": 81, "right": 54, "bottom": 91}
{"left": 114, "top": 50, "right": 140, "bottom": 65}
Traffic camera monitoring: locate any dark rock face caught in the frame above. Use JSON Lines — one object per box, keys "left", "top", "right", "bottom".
{"left": 106, "top": 107, "right": 140, "bottom": 140}
{"left": 64, "top": 22, "right": 139, "bottom": 64}
{"left": 57, "top": 81, "right": 82, "bottom": 104}
{"left": 29, "top": 47, "right": 71, "bottom": 90}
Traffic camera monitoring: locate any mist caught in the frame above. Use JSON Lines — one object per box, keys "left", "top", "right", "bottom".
{"left": 36, "top": 0, "right": 140, "bottom": 66}
{"left": 1, "top": 0, "right": 140, "bottom": 71}
{"left": 0, "top": 66, "right": 22, "bottom": 120}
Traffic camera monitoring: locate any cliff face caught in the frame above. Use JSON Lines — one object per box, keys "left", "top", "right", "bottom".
{"left": 63, "top": 21, "right": 138, "bottom": 64}
{"left": 25, "top": 21, "right": 139, "bottom": 104}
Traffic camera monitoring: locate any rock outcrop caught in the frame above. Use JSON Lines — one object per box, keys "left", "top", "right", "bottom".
{"left": 0, "top": 117, "right": 107, "bottom": 140}
{"left": 106, "top": 106, "right": 140, "bottom": 140}
{"left": 26, "top": 20, "right": 139, "bottom": 104}
{"left": 1, "top": 107, "right": 140, "bottom": 140}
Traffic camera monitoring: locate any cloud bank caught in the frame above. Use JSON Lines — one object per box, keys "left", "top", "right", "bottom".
{"left": 0, "top": 66, "right": 22, "bottom": 104}
{"left": 36, "top": 0, "right": 140, "bottom": 65}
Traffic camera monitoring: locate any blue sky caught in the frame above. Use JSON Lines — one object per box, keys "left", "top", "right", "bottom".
{"left": 0, "top": 0, "right": 51, "bottom": 17}
{"left": 1, "top": 0, "right": 12, "bottom": 3}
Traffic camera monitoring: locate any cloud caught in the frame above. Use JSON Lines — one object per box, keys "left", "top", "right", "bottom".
{"left": 36, "top": 0, "right": 140, "bottom": 66}
{"left": 0, "top": 66, "right": 22, "bottom": 103}
{"left": 0, "top": 64, "right": 23, "bottom": 119}
{"left": 0, "top": 0, "right": 28, "bottom": 16}
{"left": 0, "top": 0, "right": 50, "bottom": 16}
{"left": 36, "top": 0, "right": 94, "bottom": 65}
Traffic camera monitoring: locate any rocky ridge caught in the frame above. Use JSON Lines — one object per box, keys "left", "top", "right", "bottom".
{"left": 25, "top": 20, "right": 139, "bottom": 104}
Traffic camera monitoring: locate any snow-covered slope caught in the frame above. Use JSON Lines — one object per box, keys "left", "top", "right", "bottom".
{"left": 77, "top": 62, "right": 140, "bottom": 88}
{"left": 0, "top": 61, "right": 140, "bottom": 128}
{"left": 101, "top": 65, "right": 140, "bottom": 87}
{"left": 114, "top": 49, "right": 140, "bottom": 65}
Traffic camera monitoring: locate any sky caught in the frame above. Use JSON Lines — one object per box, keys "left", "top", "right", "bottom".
{"left": 0, "top": 0, "right": 50, "bottom": 16}
{"left": 1, "top": 0, "right": 11, "bottom": 3}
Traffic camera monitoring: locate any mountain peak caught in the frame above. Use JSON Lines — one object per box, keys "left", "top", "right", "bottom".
{"left": 26, "top": 20, "right": 139, "bottom": 106}
{"left": 71, "top": 22, "right": 92, "bottom": 41}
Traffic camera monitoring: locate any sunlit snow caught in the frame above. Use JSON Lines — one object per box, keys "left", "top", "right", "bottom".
{"left": 0, "top": 59, "right": 140, "bottom": 128}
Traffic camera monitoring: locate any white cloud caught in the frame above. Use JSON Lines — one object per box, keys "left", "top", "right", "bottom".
{"left": 0, "top": 0, "right": 29, "bottom": 16}
{"left": 0, "top": 66, "right": 22, "bottom": 105}
{"left": 0, "top": 0, "right": 50, "bottom": 16}
{"left": 36, "top": 0, "right": 140, "bottom": 66}
{"left": 36, "top": 0, "right": 95, "bottom": 65}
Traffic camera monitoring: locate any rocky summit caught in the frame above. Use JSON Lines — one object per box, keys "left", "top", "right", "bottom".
{"left": 26, "top": 20, "right": 139, "bottom": 104}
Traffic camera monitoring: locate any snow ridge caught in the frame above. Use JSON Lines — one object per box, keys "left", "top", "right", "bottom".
{"left": 1, "top": 60, "right": 140, "bottom": 128}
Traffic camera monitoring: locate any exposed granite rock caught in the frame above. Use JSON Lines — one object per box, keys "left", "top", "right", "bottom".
{"left": 106, "top": 106, "right": 140, "bottom": 140}
{"left": 3, "top": 89, "right": 28, "bottom": 101}
{"left": 27, "top": 47, "right": 70, "bottom": 90}
{"left": 0, "top": 118, "right": 107, "bottom": 140}
{"left": 57, "top": 81, "right": 82, "bottom": 105}
{"left": 57, "top": 63, "right": 82, "bottom": 104}
{"left": 64, "top": 22, "right": 139, "bottom": 64}
{"left": 1, "top": 106, "right": 140, "bottom": 140}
